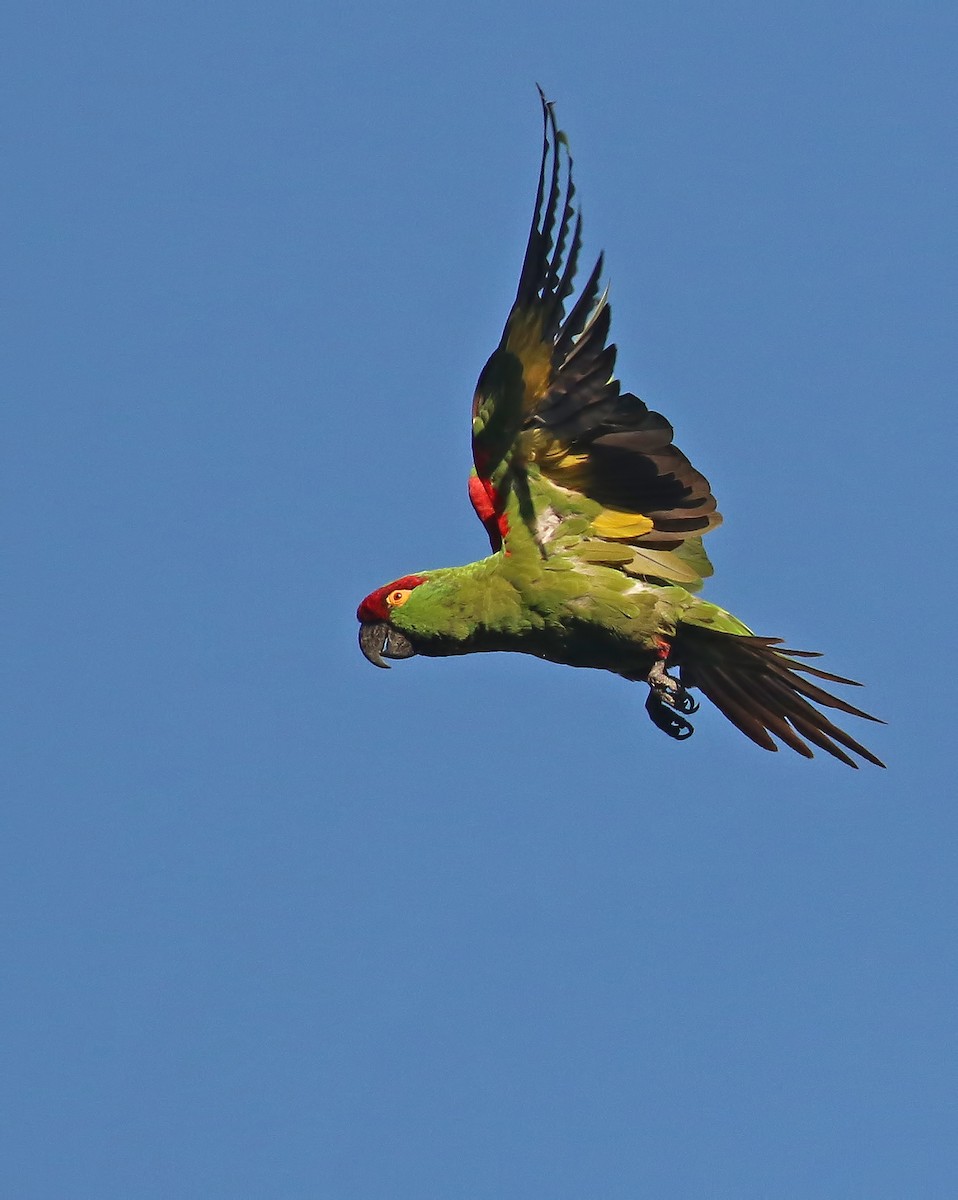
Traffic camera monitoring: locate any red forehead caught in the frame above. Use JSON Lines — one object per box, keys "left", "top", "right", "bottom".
{"left": 356, "top": 575, "right": 427, "bottom": 623}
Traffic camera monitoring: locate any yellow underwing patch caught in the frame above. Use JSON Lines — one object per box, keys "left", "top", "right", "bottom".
{"left": 592, "top": 508, "right": 655, "bottom": 539}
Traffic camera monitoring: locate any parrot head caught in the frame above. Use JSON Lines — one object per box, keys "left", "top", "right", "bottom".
{"left": 356, "top": 575, "right": 429, "bottom": 668}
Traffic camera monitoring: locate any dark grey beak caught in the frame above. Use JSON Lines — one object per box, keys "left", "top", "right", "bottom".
{"left": 358, "top": 622, "right": 417, "bottom": 669}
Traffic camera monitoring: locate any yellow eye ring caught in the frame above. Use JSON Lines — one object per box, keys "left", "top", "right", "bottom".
{"left": 387, "top": 588, "right": 412, "bottom": 608}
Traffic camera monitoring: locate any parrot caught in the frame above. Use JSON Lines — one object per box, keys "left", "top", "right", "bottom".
{"left": 357, "top": 90, "right": 884, "bottom": 768}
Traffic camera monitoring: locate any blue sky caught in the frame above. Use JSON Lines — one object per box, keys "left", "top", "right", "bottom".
{"left": 3, "top": 2, "right": 956, "bottom": 1195}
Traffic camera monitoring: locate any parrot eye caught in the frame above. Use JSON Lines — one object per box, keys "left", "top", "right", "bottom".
{"left": 387, "top": 588, "right": 413, "bottom": 608}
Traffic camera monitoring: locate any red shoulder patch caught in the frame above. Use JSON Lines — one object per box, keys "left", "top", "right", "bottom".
{"left": 357, "top": 575, "right": 427, "bottom": 623}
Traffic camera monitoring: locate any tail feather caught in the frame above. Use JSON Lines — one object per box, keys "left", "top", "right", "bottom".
{"left": 674, "top": 625, "right": 885, "bottom": 769}
{"left": 707, "top": 662, "right": 816, "bottom": 758}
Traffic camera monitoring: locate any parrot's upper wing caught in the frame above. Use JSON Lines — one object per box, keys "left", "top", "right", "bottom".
{"left": 469, "top": 89, "right": 721, "bottom": 588}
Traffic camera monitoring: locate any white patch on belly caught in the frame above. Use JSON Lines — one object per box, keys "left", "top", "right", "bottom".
{"left": 535, "top": 506, "right": 563, "bottom": 544}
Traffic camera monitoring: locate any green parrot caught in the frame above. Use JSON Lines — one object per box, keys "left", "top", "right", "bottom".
{"left": 358, "top": 90, "right": 884, "bottom": 768}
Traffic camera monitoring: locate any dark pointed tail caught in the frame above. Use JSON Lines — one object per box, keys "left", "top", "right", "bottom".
{"left": 673, "top": 624, "right": 885, "bottom": 768}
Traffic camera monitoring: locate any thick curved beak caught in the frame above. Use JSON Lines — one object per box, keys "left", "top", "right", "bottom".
{"left": 358, "top": 622, "right": 417, "bottom": 669}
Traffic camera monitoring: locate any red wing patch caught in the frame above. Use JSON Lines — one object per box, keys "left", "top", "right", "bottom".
{"left": 357, "top": 575, "right": 427, "bottom": 623}
{"left": 468, "top": 473, "right": 497, "bottom": 525}
{"left": 468, "top": 474, "right": 509, "bottom": 552}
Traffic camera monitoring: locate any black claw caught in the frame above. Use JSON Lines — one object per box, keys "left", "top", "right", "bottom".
{"left": 646, "top": 691, "right": 695, "bottom": 741}
{"left": 677, "top": 690, "right": 699, "bottom": 715}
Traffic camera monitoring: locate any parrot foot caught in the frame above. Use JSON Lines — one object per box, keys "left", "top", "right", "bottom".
{"left": 645, "top": 660, "right": 698, "bottom": 741}
{"left": 647, "top": 659, "right": 699, "bottom": 714}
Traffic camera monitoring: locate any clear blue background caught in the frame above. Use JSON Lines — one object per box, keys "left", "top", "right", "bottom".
{"left": 4, "top": 2, "right": 955, "bottom": 1196}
